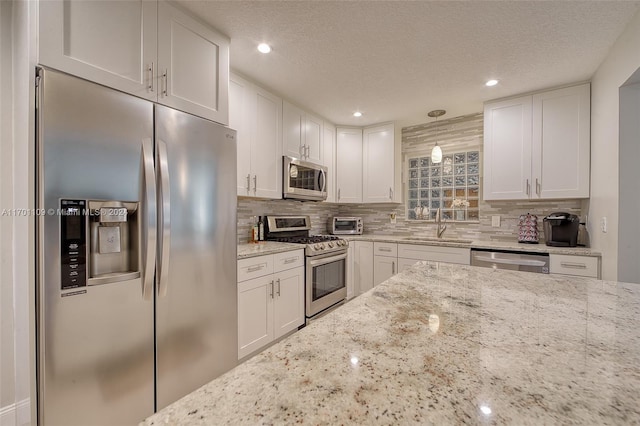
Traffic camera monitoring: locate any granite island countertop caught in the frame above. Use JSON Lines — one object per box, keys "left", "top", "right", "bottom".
{"left": 142, "top": 262, "right": 639, "bottom": 425}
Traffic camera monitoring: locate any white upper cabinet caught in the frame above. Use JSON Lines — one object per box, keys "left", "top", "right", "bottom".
{"left": 483, "top": 83, "right": 590, "bottom": 200}
{"left": 39, "top": 0, "right": 229, "bottom": 124}
{"left": 483, "top": 95, "right": 532, "bottom": 200}
{"left": 323, "top": 122, "right": 337, "bottom": 203}
{"left": 336, "top": 127, "right": 363, "bottom": 203}
{"left": 532, "top": 84, "right": 591, "bottom": 199}
{"left": 282, "top": 101, "right": 323, "bottom": 164}
{"left": 363, "top": 123, "right": 395, "bottom": 203}
{"left": 39, "top": 0, "right": 158, "bottom": 101}
{"left": 157, "top": 1, "right": 229, "bottom": 124}
{"left": 230, "top": 73, "right": 282, "bottom": 199}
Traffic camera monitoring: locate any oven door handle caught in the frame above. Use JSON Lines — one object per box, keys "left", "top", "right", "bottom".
{"left": 308, "top": 252, "right": 348, "bottom": 267}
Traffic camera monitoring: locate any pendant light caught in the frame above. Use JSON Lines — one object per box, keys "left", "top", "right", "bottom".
{"left": 427, "top": 109, "right": 446, "bottom": 164}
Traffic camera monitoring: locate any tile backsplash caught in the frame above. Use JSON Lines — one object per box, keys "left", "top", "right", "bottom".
{"left": 237, "top": 112, "right": 585, "bottom": 245}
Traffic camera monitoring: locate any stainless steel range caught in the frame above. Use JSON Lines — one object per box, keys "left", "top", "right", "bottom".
{"left": 265, "top": 216, "right": 348, "bottom": 320}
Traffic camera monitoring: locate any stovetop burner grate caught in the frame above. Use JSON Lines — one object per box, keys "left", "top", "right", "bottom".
{"left": 276, "top": 235, "right": 342, "bottom": 244}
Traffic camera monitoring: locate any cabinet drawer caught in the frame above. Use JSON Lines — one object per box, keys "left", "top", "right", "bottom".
{"left": 374, "top": 242, "right": 397, "bottom": 257}
{"left": 238, "top": 255, "right": 274, "bottom": 282}
{"left": 273, "top": 250, "right": 305, "bottom": 273}
{"left": 549, "top": 254, "right": 599, "bottom": 278}
{"left": 398, "top": 244, "right": 470, "bottom": 265}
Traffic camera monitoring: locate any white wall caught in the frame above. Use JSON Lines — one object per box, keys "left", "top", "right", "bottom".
{"left": 0, "top": 0, "right": 36, "bottom": 425}
{"left": 589, "top": 9, "right": 640, "bottom": 281}
{"left": 618, "top": 80, "right": 640, "bottom": 283}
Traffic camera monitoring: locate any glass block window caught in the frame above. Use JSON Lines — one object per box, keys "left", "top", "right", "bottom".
{"left": 407, "top": 151, "right": 480, "bottom": 221}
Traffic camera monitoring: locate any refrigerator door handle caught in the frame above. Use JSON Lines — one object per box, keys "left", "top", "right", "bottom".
{"left": 157, "top": 139, "right": 171, "bottom": 297}
{"left": 141, "top": 138, "right": 157, "bottom": 301}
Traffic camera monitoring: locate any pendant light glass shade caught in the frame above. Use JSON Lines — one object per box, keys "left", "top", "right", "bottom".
{"left": 431, "top": 143, "right": 442, "bottom": 163}
{"left": 427, "top": 109, "right": 446, "bottom": 164}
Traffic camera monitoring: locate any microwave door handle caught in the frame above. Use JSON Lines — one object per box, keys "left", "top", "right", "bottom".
{"left": 141, "top": 138, "right": 157, "bottom": 301}
{"left": 319, "top": 169, "right": 327, "bottom": 193}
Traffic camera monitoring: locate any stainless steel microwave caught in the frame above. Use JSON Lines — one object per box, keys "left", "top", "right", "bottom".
{"left": 328, "top": 217, "right": 363, "bottom": 235}
{"left": 283, "top": 156, "right": 327, "bottom": 201}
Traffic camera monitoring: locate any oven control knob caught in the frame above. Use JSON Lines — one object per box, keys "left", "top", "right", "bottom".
{"left": 314, "top": 244, "right": 321, "bottom": 250}
{"left": 328, "top": 242, "right": 334, "bottom": 248}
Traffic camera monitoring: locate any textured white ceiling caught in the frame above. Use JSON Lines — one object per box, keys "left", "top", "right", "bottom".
{"left": 177, "top": 1, "right": 640, "bottom": 127}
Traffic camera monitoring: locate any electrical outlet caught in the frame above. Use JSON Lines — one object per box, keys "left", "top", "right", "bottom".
{"left": 600, "top": 217, "right": 607, "bottom": 233}
{"left": 491, "top": 215, "right": 501, "bottom": 227}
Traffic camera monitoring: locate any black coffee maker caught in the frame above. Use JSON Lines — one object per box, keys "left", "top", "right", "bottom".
{"left": 543, "top": 212, "right": 580, "bottom": 247}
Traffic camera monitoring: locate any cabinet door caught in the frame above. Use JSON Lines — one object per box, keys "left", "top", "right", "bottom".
{"left": 483, "top": 95, "right": 532, "bottom": 200}
{"left": 398, "top": 258, "right": 420, "bottom": 273}
{"left": 336, "top": 128, "right": 363, "bottom": 203}
{"left": 157, "top": 1, "right": 229, "bottom": 124}
{"left": 230, "top": 74, "right": 252, "bottom": 196}
{"left": 305, "top": 113, "right": 323, "bottom": 164}
{"left": 283, "top": 101, "right": 304, "bottom": 159}
{"left": 238, "top": 275, "right": 274, "bottom": 359}
{"left": 355, "top": 241, "right": 374, "bottom": 295}
{"left": 374, "top": 255, "right": 397, "bottom": 286}
{"left": 39, "top": 0, "right": 157, "bottom": 101}
{"left": 532, "top": 84, "right": 590, "bottom": 199}
{"left": 252, "top": 86, "right": 283, "bottom": 199}
{"left": 346, "top": 243, "right": 355, "bottom": 299}
{"left": 273, "top": 267, "right": 305, "bottom": 339}
{"left": 323, "top": 122, "right": 337, "bottom": 202}
{"left": 363, "top": 123, "right": 395, "bottom": 203}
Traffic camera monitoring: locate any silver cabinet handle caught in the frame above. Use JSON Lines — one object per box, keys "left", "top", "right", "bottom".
{"left": 560, "top": 262, "right": 587, "bottom": 269}
{"left": 253, "top": 175, "right": 257, "bottom": 194}
{"left": 141, "top": 138, "right": 157, "bottom": 301}
{"left": 338, "top": 188, "right": 341, "bottom": 201}
{"left": 392, "top": 261, "right": 395, "bottom": 274}
{"left": 246, "top": 174, "right": 251, "bottom": 192}
{"left": 299, "top": 144, "right": 304, "bottom": 158}
{"left": 306, "top": 145, "right": 310, "bottom": 159}
{"left": 276, "top": 278, "right": 281, "bottom": 296}
{"left": 162, "top": 69, "right": 168, "bottom": 96}
{"left": 148, "top": 62, "right": 154, "bottom": 92}
{"left": 389, "top": 187, "right": 393, "bottom": 200}
{"left": 535, "top": 178, "right": 540, "bottom": 196}
{"left": 283, "top": 258, "right": 297, "bottom": 264}
{"left": 526, "top": 179, "right": 530, "bottom": 196}
{"left": 247, "top": 264, "right": 264, "bottom": 272}
{"left": 157, "top": 139, "right": 171, "bottom": 298}
{"left": 379, "top": 247, "right": 392, "bottom": 252}
{"left": 269, "top": 280, "right": 274, "bottom": 298}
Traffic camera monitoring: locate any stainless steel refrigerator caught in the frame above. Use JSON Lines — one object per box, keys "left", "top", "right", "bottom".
{"left": 36, "top": 68, "right": 238, "bottom": 425}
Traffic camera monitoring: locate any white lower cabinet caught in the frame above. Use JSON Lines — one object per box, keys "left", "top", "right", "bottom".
{"left": 354, "top": 241, "right": 374, "bottom": 295}
{"left": 346, "top": 243, "right": 355, "bottom": 299}
{"left": 398, "top": 244, "right": 471, "bottom": 265}
{"left": 237, "top": 250, "right": 304, "bottom": 359}
{"left": 373, "top": 242, "right": 398, "bottom": 286}
{"left": 549, "top": 254, "right": 600, "bottom": 279}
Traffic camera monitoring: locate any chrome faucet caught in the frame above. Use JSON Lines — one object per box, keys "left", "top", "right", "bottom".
{"left": 435, "top": 208, "right": 447, "bottom": 238}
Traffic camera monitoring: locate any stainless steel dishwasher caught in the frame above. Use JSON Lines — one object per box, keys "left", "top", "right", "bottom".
{"left": 471, "top": 248, "right": 550, "bottom": 274}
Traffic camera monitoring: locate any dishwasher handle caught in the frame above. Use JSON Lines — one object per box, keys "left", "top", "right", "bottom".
{"left": 473, "top": 255, "right": 547, "bottom": 267}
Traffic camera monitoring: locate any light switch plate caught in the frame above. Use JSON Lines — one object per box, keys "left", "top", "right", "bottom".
{"left": 491, "top": 215, "right": 501, "bottom": 227}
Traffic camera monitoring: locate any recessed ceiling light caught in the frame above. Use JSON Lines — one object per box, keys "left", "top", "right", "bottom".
{"left": 353, "top": 111, "right": 362, "bottom": 117}
{"left": 485, "top": 79, "right": 499, "bottom": 87}
{"left": 257, "top": 43, "right": 271, "bottom": 54}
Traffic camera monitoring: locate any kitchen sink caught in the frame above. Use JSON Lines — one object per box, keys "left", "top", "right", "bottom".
{"left": 403, "top": 237, "right": 473, "bottom": 245}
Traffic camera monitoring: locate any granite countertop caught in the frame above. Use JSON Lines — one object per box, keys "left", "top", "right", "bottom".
{"left": 348, "top": 234, "right": 600, "bottom": 257}
{"left": 142, "top": 262, "right": 639, "bottom": 425}
{"left": 237, "top": 241, "right": 302, "bottom": 259}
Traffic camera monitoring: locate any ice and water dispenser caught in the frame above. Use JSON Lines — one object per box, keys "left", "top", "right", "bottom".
{"left": 60, "top": 199, "right": 140, "bottom": 290}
